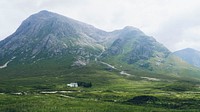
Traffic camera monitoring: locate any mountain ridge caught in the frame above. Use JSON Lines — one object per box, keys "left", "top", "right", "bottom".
{"left": 1, "top": 10, "right": 199, "bottom": 80}
{"left": 0, "top": 10, "right": 168, "bottom": 66}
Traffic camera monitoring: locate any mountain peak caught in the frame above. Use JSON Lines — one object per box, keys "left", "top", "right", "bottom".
{"left": 0, "top": 10, "right": 106, "bottom": 63}
{"left": 37, "top": 10, "right": 59, "bottom": 15}
{"left": 123, "top": 26, "right": 140, "bottom": 31}
{"left": 30, "top": 10, "right": 61, "bottom": 19}
{"left": 175, "top": 48, "right": 200, "bottom": 54}
{"left": 121, "top": 26, "right": 144, "bottom": 35}
{"left": 39, "top": 10, "right": 51, "bottom": 13}
{"left": 123, "top": 26, "right": 137, "bottom": 29}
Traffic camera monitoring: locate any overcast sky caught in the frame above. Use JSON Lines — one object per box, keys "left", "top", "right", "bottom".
{"left": 1, "top": 0, "right": 200, "bottom": 51}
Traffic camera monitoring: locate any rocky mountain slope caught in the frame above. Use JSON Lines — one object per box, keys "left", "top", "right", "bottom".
{"left": 0, "top": 10, "right": 199, "bottom": 79}
{"left": 0, "top": 10, "right": 111, "bottom": 65}
{"left": 101, "top": 26, "right": 171, "bottom": 71}
{"left": 0, "top": 10, "right": 170, "bottom": 68}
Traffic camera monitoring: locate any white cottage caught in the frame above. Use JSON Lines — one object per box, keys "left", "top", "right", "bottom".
{"left": 67, "top": 83, "right": 78, "bottom": 87}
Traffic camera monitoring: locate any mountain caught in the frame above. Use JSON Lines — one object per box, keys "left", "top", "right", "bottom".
{"left": 103, "top": 26, "right": 170, "bottom": 61}
{"left": 0, "top": 10, "right": 110, "bottom": 66}
{"left": 0, "top": 10, "right": 171, "bottom": 69}
{"left": 173, "top": 48, "right": 200, "bottom": 67}
{"left": 0, "top": 10, "right": 200, "bottom": 80}
{"left": 1, "top": 10, "right": 200, "bottom": 112}
{"left": 101, "top": 26, "right": 171, "bottom": 71}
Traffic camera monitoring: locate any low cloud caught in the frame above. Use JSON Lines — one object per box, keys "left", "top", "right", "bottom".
{"left": 155, "top": 9, "right": 200, "bottom": 51}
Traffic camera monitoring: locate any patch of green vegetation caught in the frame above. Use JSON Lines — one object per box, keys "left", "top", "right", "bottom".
{"left": 163, "top": 81, "right": 197, "bottom": 92}
{"left": 1, "top": 58, "right": 200, "bottom": 111}
{"left": 0, "top": 94, "right": 174, "bottom": 112}
{"left": 127, "top": 95, "right": 159, "bottom": 104}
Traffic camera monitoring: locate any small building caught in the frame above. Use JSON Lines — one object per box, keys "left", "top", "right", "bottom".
{"left": 67, "top": 83, "right": 78, "bottom": 87}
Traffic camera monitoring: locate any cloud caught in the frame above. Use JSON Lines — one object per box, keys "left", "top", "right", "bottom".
{"left": 1, "top": 0, "right": 200, "bottom": 51}
{"left": 154, "top": 7, "right": 200, "bottom": 51}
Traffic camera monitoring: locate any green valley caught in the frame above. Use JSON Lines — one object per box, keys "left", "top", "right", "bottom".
{"left": 1, "top": 10, "right": 200, "bottom": 112}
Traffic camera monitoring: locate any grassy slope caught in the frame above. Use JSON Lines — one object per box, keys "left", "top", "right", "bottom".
{"left": 101, "top": 53, "right": 200, "bottom": 82}
{"left": 1, "top": 57, "right": 200, "bottom": 111}
{"left": 0, "top": 94, "right": 173, "bottom": 112}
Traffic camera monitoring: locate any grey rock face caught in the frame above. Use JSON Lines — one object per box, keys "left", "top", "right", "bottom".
{"left": 107, "top": 38, "right": 124, "bottom": 55}
{"left": 0, "top": 10, "right": 171, "bottom": 68}
{"left": 128, "top": 40, "right": 154, "bottom": 63}
{"left": 0, "top": 10, "right": 107, "bottom": 63}
{"left": 102, "top": 26, "right": 170, "bottom": 65}
{"left": 126, "top": 36, "right": 170, "bottom": 64}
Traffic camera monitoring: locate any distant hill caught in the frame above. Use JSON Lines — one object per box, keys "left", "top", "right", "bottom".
{"left": 173, "top": 48, "right": 200, "bottom": 67}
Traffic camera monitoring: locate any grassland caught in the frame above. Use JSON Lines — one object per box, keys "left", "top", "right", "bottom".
{"left": 0, "top": 58, "right": 200, "bottom": 112}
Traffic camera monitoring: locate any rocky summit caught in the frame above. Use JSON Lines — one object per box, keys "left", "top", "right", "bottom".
{"left": 0, "top": 10, "right": 109, "bottom": 65}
